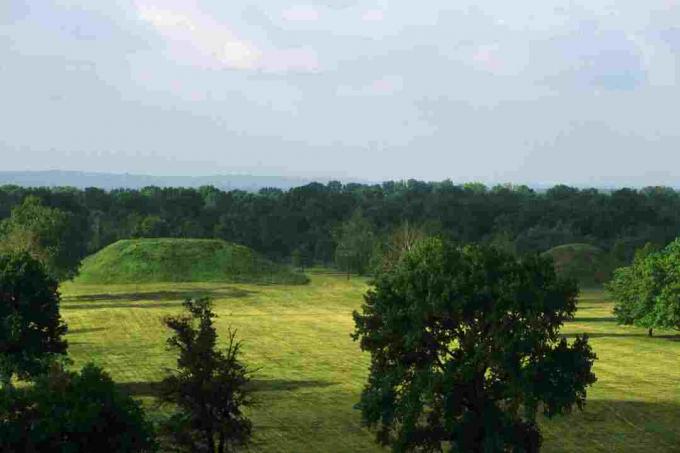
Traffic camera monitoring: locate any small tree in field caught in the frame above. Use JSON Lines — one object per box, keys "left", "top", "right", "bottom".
{"left": 353, "top": 238, "right": 597, "bottom": 452}
{"left": 0, "top": 252, "right": 67, "bottom": 388}
{"left": 160, "top": 298, "right": 252, "bottom": 453}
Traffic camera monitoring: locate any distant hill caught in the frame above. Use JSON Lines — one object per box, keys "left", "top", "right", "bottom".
{"left": 75, "top": 238, "right": 309, "bottom": 285}
{"left": 0, "top": 170, "right": 354, "bottom": 192}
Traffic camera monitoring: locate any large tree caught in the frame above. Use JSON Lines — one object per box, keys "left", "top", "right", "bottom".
{"left": 0, "top": 363, "right": 157, "bottom": 452}
{"left": 159, "top": 298, "right": 252, "bottom": 453}
{"left": 608, "top": 239, "right": 680, "bottom": 336}
{"left": 0, "top": 252, "right": 68, "bottom": 388}
{"left": 353, "top": 238, "right": 597, "bottom": 452}
{"left": 0, "top": 195, "right": 85, "bottom": 281}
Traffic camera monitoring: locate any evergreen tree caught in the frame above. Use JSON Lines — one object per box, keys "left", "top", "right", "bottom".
{"left": 160, "top": 298, "right": 252, "bottom": 453}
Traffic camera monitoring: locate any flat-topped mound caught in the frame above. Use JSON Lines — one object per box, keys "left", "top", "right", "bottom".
{"left": 76, "top": 238, "right": 309, "bottom": 285}
{"left": 543, "top": 243, "right": 615, "bottom": 287}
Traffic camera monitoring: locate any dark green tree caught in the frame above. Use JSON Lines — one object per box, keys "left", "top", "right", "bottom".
{"left": 160, "top": 298, "right": 252, "bottom": 453}
{"left": 334, "top": 210, "right": 376, "bottom": 277}
{"left": 0, "top": 363, "right": 157, "bottom": 452}
{"left": 353, "top": 238, "right": 597, "bottom": 452}
{"left": 0, "top": 252, "right": 68, "bottom": 388}
{"left": 0, "top": 196, "right": 85, "bottom": 281}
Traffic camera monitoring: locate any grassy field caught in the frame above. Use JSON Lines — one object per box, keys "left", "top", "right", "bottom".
{"left": 59, "top": 272, "right": 680, "bottom": 452}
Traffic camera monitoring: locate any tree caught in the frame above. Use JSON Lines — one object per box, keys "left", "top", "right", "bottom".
{"left": 608, "top": 239, "right": 680, "bottom": 336}
{"left": 370, "top": 221, "right": 427, "bottom": 274}
{"left": 0, "top": 252, "right": 68, "bottom": 388}
{"left": 133, "top": 215, "right": 170, "bottom": 238}
{"left": 159, "top": 298, "right": 252, "bottom": 453}
{"left": 353, "top": 238, "right": 597, "bottom": 452}
{"left": 0, "top": 363, "right": 157, "bottom": 452}
{"left": 334, "top": 210, "right": 376, "bottom": 277}
{"left": 291, "top": 248, "right": 305, "bottom": 271}
{"left": 0, "top": 196, "right": 85, "bottom": 281}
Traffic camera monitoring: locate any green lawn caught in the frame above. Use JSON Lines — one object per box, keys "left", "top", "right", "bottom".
{"left": 59, "top": 273, "right": 680, "bottom": 452}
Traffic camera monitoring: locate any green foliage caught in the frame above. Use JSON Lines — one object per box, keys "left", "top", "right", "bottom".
{"left": 0, "top": 363, "right": 157, "bottom": 453}
{"left": 608, "top": 239, "right": 680, "bottom": 332}
{"left": 0, "top": 252, "right": 68, "bottom": 387}
{"left": 0, "top": 196, "right": 85, "bottom": 281}
{"left": 75, "top": 239, "right": 308, "bottom": 285}
{"left": 543, "top": 243, "right": 620, "bottom": 288}
{"left": 133, "top": 215, "right": 170, "bottom": 238}
{"left": 353, "top": 239, "right": 597, "bottom": 452}
{"left": 159, "top": 298, "right": 252, "bottom": 453}
{"left": 334, "top": 211, "right": 376, "bottom": 276}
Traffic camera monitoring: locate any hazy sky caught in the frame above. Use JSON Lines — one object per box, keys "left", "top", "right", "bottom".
{"left": 2, "top": 1, "right": 680, "bottom": 185}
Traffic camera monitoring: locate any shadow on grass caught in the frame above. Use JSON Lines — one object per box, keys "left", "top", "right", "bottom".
{"left": 118, "top": 379, "right": 336, "bottom": 397}
{"left": 562, "top": 332, "right": 680, "bottom": 341}
{"left": 65, "top": 287, "right": 256, "bottom": 302}
{"left": 543, "top": 399, "right": 680, "bottom": 449}
{"left": 62, "top": 287, "right": 257, "bottom": 310}
{"left": 571, "top": 316, "right": 618, "bottom": 323}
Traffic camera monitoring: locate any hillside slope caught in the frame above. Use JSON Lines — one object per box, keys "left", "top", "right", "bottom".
{"left": 76, "top": 238, "right": 308, "bottom": 285}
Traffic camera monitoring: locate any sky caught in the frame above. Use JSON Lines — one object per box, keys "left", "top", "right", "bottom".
{"left": 1, "top": 1, "right": 680, "bottom": 185}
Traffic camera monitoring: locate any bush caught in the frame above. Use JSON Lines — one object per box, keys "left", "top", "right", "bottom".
{"left": 0, "top": 363, "right": 157, "bottom": 453}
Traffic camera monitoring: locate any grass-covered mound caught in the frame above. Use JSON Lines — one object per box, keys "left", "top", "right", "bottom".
{"left": 543, "top": 243, "right": 617, "bottom": 288}
{"left": 76, "top": 239, "right": 308, "bottom": 285}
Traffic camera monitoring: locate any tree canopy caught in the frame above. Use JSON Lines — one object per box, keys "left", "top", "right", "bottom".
{"left": 353, "top": 238, "right": 597, "bottom": 452}
{"left": 2, "top": 182, "right": 679, "bottom": 267}
{"left": 0, "top": 195, "right": 86, "bottom": 281}
{"left": 0, "top": 363, "right": 157, "bottom": 453}
{"left": 0, "top": 252, "right": 68, "bottom": 387}
{"left": 608, "top": 239, "right": 680, "bottom": 335}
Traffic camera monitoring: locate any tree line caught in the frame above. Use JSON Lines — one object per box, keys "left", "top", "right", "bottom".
{"left": 1, "top": 181, "right": 680, "bottom": 269}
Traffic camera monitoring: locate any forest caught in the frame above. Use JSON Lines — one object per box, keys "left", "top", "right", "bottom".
{"left": 0, "top": 181, "right": 677, "bottom": 267}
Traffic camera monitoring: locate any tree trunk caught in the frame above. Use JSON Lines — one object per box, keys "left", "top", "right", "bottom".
{"left": 648, "top": 328, "right": 653, "bottom": 337}
{"left": 206, "top": 428, "right": 216, "bottom": 453}
{"left": 218, "top": 431, "right": 225, "bottom": 453}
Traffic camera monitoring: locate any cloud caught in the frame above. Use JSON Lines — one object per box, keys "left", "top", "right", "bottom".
{"left": 472, "top": 44, "right": 502, "bottom": 73}
{"left": 337, "top": 75, "right": 403, "bottom": 96}
{"left": 136, "top": 0, "right": 318, "bottom": 72}
{"left": 136, "top": 1, "right": 261, "bottom": 69}
{"left": 361, "top": 9, "right": 384, "bottom": 22}
{"left": 263, "top": 47, "right": 319, "bottom": 73}
{"left": 282, "top": 5, "right": 320, "bottom": 22}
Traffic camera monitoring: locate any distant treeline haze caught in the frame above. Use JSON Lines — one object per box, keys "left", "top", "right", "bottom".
{"left": 0, "top": 181, "right": 677, "bottom": 265}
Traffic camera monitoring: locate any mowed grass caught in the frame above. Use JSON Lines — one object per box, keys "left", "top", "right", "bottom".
{"left": 59, "top": 274, "right": 680, "bottom": 452}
